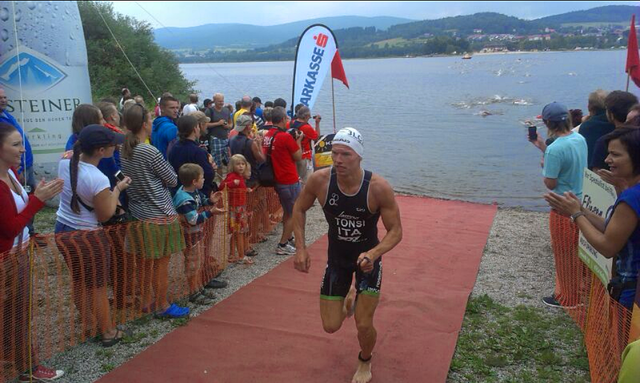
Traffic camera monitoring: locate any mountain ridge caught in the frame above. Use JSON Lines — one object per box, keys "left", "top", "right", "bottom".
{"left": 154, "top": 16, "right": 414, "bottom": 50}
{"left": 174, "top": 5, "right": 638, "bottom": 63}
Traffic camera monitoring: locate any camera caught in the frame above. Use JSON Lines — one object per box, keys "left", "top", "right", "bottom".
{"left": 115, "top": 170, "right": 125, "bottom": 182}
{"left": 287, "top": 127, "right": 301, "bottom": 140}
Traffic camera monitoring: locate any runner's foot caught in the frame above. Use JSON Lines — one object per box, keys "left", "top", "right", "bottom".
{"left": 343, "top": 285, "right": 356, "bottom": 318}
{"left": 351, "top": 357, "right": 372, "bottom": 383}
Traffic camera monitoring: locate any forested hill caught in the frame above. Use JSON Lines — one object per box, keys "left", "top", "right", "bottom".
{"left": 538, "top": 5, "right": 637, "bottom": 24}
{"left": 385, "top": 12, "right": 547, "bottom": 37}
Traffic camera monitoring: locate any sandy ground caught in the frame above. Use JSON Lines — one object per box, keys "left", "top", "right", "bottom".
{"left": 472, "top": 207, "right": 554, "bottom": 307}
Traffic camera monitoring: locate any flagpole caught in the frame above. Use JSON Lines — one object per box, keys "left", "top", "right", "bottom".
{"left": 627, "top": 15, "right": 638, "bottom": 92}
{"left": 331, "top": 78, "right": 337, "bottom": 134}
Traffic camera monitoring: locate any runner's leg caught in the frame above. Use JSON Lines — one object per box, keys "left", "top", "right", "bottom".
{"left": 319, "top": 298, "right": 347, "bottom": 334}
{"left": 354, "top": 294, "right": 379, "bottom": 359}
{"left": 319, "top": 264, "right": 353, "bottom": 333}
{"left": 352, "top": 294, "right": 378, "bottom": 383}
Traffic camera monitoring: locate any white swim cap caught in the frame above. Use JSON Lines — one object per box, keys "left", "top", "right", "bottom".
{"left": 333, "top": 127, "right": 364, "bottom": 158}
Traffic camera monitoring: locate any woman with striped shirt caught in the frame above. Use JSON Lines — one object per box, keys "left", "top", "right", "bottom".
{"left": 121, "top": 104, "right": 189, "bottom": 319}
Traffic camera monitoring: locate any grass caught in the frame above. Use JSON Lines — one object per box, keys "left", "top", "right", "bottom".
{"left": 96, "top": 349, "right": 114, "bottom": 359}
{"left": 171, "top": 317, "right": 191, "bottom": 328}
{"left": 370, "top": 38, "right": 409, "bottom": 47}
{"left": 447, "top": 295, "right": 590, "bottom": 382}
{"left": 100, "top": 363, "right": 115, "bottom": 373}
{"left": 34, "top": 206, "right": 57, "bottom": 234}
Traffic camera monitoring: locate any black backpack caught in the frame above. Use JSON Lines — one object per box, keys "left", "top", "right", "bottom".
{"left": 257, "top": 131, "right": 281, "bottom": 187}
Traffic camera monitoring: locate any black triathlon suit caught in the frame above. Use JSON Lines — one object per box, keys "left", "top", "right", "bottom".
{"left": 320, "top": 167, "right": 382, "bottom": 299}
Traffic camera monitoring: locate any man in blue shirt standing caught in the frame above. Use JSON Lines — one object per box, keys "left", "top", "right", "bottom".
{"left": 529, "top": 102, "right": 588, "bottom": 309}
{"left": 0, "top": 87, "right": 37, "bottom": 234}
{"left": 152, "top": 95, "right": 180, "bottom": 159}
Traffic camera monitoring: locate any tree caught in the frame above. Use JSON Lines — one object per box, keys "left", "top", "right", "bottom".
{"left": 78, "top": 2, "right": 194, "bottom": 103}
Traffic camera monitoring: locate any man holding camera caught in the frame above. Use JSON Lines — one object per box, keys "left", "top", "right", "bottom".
{"left": 290, "top": 106, "right": 321, "bottom": 185}
{"left": 529, "top": 102, "right": 587, "bottom": 308}
{"left": 267, "top": 106, "right": 304, "bottom": 255}
{"left": 206, "top": 93, "right": 232, "bottom": 182}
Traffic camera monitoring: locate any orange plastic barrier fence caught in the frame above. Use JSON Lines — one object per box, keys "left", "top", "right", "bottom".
{"left": 550, "top": 210, "right": 633, "bottom": 383}
{"left": 0, "top": 186, "right": 282, "bottom": 382}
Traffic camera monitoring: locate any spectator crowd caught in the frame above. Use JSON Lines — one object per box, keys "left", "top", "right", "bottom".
{"left": 527, "top": 89, "right": 640, "bottom": 382}
{"left": 0, "top": 88, "right": 321, "bottom": 381}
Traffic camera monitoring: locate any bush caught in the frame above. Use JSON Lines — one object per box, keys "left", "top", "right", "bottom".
{"left": 78, "top": 2, "right": 194, "bottom": 103}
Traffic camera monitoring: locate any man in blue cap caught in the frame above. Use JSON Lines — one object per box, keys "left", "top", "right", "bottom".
{"left": 529, "top": 101, "right": 588, "bottom": 308}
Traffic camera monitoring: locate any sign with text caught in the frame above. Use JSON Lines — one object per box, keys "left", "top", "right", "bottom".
{"left": 578, "top": 169, "right": 616, "bottom": 286}
{"left": 313, "top": 133, "right": 335, "bottom": 170}
{"left": 0, "top": 2, "right": 92, "bottom": 175}
{"left": 291, "top": 25, "right": 338, "bottom": 112}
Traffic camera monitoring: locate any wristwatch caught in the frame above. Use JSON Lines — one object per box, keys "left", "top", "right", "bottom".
{"left": 570, "top": 211, "right": 585, "bottom": 223}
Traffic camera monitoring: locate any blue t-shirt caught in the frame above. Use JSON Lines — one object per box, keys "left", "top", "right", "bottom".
{"left": 607, "top": 183, "right": 640, "bottom": 284}
{"left": 543, "top": 132, "right": 588, "bottom": 198}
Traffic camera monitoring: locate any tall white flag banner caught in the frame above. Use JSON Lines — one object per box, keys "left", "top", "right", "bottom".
{"left": 291, "top": 24, "right": 338, "bottom": 113}
{"left": 0, "top": 2, "right": 92, "bottom": 176}
{"left": 578, "top": 169, "right": 616, "bottom": 286}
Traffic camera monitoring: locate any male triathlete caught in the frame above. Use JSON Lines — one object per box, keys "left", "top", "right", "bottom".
{"left": 292, "top": 127, "right": 402, "bottom": 383}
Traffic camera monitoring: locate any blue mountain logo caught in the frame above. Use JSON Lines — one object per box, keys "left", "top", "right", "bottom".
{"left": 0, "top": 49, "right": 67, "bottom": 93}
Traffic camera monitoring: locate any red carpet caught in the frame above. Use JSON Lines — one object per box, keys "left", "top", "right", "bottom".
{"left": 99, "top": 196, "right": 496, "bottom": 383}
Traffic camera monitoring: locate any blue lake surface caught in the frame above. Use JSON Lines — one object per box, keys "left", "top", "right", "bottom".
{"left": 181, "top": 50, "right": 639, "bottom": 210}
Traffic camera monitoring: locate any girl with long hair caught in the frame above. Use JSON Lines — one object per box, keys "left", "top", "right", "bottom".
{"left": 55, "top": 124, "right": 132, "bottom": 347}
{"left": 121, "top": 104, "right": 189, "bottom": 319}
{"left": 220, "top": 154, "right": 254, "bottom": 264}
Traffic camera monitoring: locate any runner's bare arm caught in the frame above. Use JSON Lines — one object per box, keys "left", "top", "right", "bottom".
{"left": 293, "top": 170, "right": 330, "bottom": 273}
{"left": 359, "top": 176, "right": 402, "bottom": 265}
{"left": 293, "top": 171, "right": 324, "bottom": 251}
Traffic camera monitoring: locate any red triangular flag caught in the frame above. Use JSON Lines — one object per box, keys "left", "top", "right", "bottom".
{"left": 626, "top": 15, "right": 640, "bottom": 88}
{"left": 331, "top": 50, "right": 349, "bottom": 89}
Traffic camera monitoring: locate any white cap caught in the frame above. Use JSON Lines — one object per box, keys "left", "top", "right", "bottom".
{"left": 333, "top": 127, "right": 364, "bottom": 158}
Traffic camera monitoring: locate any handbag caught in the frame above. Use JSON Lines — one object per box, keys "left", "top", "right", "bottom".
{"left": 76, "top": 197, "right": 130, "bottom": 226}
{"left": 257, "top": 131, "right": 281, "bottom": 187}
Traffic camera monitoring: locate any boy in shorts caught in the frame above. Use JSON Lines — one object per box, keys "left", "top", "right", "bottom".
{"left": 173, "top": 163, "right": 224, "bottom": 305}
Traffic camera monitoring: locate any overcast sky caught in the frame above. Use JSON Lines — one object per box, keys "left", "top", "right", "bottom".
{"left": 109, "top": 1, "right": 634, "bottom": 29}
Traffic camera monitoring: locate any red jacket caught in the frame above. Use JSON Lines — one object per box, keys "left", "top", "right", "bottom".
{"left": 0, "top": 168, "right": 44, "bottom": 253}
{"left": 220, "top": 172, "right": 247, "bottom": 207}
{"left": 291, "top": 121, "right": 318, "bottom": 160}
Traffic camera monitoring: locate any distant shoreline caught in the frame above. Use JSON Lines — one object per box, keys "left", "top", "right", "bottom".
{"left": 178, "top": 48, "right": 623, "bottom": 65}
{"left": 472, "top": 48, "right": 622, "bottom": 56}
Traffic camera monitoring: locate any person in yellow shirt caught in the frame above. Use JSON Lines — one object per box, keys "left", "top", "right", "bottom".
{"left": 233, "top": 95, "right": 257, "bottom": 134}
{"left": 619, "top": 338, "right": 640, "bottom": 383}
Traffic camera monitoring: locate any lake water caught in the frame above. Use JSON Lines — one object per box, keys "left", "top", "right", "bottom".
{"left": 180, "top": 50, "right": 639, "bottom": 210}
